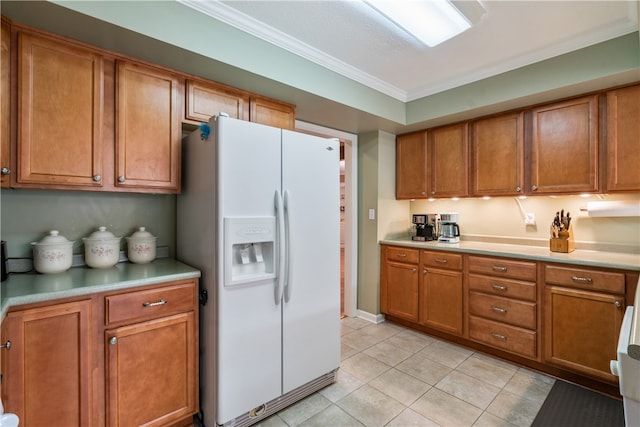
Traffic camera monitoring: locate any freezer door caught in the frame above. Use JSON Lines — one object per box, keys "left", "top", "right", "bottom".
{"left": 281, "top": 130, "right": 341, "bottom": 394}
{"left": 216, "top": 117, "right": 283, "bottom": 424}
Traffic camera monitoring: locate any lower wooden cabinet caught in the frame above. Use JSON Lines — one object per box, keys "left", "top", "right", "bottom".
{"left": 104, "top": 280, "right": 198, "bottom": 427}
{"left": 543, "top": 264, "right": 625, "bottom": 383}
{"left": 106, "top": 312, "right": 196, "bottom": 426}
{"left": 1, "top": 299, "right": 95, "bottom": 426}
{"left": 380, "top": 246, "right": 419, "bottom": 322}
{"left": 380, "top": 244, "right": 638, "bottom": 394}
{"left": 1, "top": 279, "right": 199, "bottom": 427}
{"left": 419, "top": 251, "right": 463, "bottom": 335}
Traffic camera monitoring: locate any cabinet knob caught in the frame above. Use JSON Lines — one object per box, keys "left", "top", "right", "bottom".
{"left": 423, "top": 269, "right": 427, "bottom": 274}
{"left": 515, "top": 186, "right": 521, "bottom": 192}
{"left": 531, "top": 185, "right": 538, "bottom": 191}
{"left": 118, "top": 176, "right": 126, "bottom": 183}
{"left": 431, "top": 191, "right": 436, "bottom": 195}
{"left": 614, "top": 301, "right": 622, "bottom": 308}
{"left": 1, "top": 167, "right": 10, "bottom": 175}
{"left": 0, "top": 340, "right": 11, "bottom": 350}
{"left": 412, "top": 268, "right": 417, "bottom": 272}
{"left": 421, "top": 191, "right": 426, "bottom": 195}
{"left": 109, "top": 337, "right": 117, "bottom": 345}
{"left": 92, "top": 175, "right": 101, "bottom": 182}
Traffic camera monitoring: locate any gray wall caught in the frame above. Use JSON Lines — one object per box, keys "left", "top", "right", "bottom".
{"left": 0, "top": 190, "right": 176, "bottom": 260}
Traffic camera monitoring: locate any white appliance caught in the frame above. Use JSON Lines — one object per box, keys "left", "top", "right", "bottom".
{"left": 177, "top": 115, "right": 341, "bottom": 427}
{"left": 610, "top": 279, "right": 640, "bottom": 427}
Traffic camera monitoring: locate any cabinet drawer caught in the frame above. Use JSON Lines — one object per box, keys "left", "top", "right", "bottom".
{"left": 468, "top": 274, "right": 536, "bottom": 302}
{"left": 545, "top": 265, "right": 625, "bottom": 294}
{"left": 469, "top": 315, "right": 536, "bottom": 358}
{"left": 422, "top": 251, "right": 462, "bottom": 270}
{"left": 105, "top": 281, "right": 197, "bottom": 325}
{"left": 469, "top": 291, "right": 536, "bottom": 329}
{"left": 469, "top": 256, "right": 536, "bottom": 281}
{"left": 386, "top": 246, "right": 419, "bottom": 264}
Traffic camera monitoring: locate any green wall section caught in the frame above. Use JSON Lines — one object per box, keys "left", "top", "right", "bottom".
{"left": 0, "top": 190, "right": 176, "bottom": 260}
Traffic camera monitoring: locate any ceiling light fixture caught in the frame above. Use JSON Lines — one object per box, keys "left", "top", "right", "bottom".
{"left": 364, "top": 0, "right": 471, "bottom": 47}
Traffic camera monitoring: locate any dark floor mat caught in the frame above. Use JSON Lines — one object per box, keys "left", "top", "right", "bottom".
{"left": 531, "top": 380, "right": 624, "bottom": 427}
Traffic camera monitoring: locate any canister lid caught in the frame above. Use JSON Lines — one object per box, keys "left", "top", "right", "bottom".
{"left": 83, "top": 226, "right": 120, "bottom": 242}
{"left": 33, "top": 230, "right": 73, "bottom": 246}
{"left": 127, "top": 227, "right": 156, "bottom": 240}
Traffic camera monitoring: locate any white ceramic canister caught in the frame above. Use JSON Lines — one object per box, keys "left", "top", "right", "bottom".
{"left": 126, "top": 227, "right": 157, "bottom": 264}
{"left": 82, "top": 226, "right": 121, "bottom": 268}
{"left": 31, "top": 230, "right": 74, "bottom": 274}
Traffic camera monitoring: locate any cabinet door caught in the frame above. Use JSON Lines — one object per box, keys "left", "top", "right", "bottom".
{"left": 419, "top": 268, "right": 463, "bottom": 335}
{"left": 606, "top": 85, "right": 640, "bottom": 192}
{"left": 17, "top": 31, "right": 103, "bottom": 188}
{"left": 116, "top": 60, "right": 182, "bottom": 192}
{"left": 106, "top": 312, "right": 197, "bottom": 427}
{"left": 1, "top": 19, "right": 10, "bottom": 187}
{"left": 383, "top": 262, "right": 419, "bottom": 321}
{"left": 544, "top": 286, "right": 623, "bottom": 382}
{"left": 185, "top": 79, "right": 249, "bottom": 122}
{"left": 396, "top": 131, "right": 428, "bottom": 199}
{"left": 249, "top": 96, "right": 295, "bottom": 130}
{"left": 530, "top": 95, "right": 599, "bottom": 194}
{"left": 1, "top": 299, "right": 94, "bottom": 427}
{"left": 428, "top": 122, "right": 469, "bottom": 197}
{"left": 470, "top": 112, "right": 524, "bottom": 196}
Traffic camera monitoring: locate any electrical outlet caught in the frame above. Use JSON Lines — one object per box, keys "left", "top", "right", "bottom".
{"left": 525, "top": 212, "right": 536, "bottom": 225}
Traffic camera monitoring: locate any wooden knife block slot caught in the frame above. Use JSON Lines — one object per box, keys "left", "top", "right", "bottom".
{"left": 550, "top": 226, "right": 575, "bottom": 253}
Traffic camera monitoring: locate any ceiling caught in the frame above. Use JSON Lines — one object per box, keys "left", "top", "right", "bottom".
{"left": 179, "top": 0, "right": 639, "bottom": 102}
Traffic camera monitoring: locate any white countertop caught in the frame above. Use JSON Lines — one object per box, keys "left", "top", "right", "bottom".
{"left": 380, "top": 238, "right": 640, "bottom": 271}
{"left": 1, "top": 258, "right": 201, "bottom": 319}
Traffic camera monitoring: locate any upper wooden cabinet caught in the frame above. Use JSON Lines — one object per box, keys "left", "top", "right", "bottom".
{"left": 470, "top": 112, "right": 524, "bottom": 197}
{"left": 428, "top": 122, "right": 469, "bottom": 198}
{"left": 396, "top": 131, "right": 428, "bottom": 199}
{"left": 529, "top": 95, "right": 599, "bottom": 194}
{"left": 606, "top": 84, "right": 640, "bottom": 192}
{"left": 185, "top": 78, "right": 249, "bottom": 123}
{"left": 115, "top": 60, "right": 182, "bottom": 192}
{"left": 16, "top": 30, "right": 104, "bottom": 189}
{"left": 250, "top": 96, "right": 296, "bottom": 130}
{"left": 1, "top": 18, "right": 10, "bottom": 188}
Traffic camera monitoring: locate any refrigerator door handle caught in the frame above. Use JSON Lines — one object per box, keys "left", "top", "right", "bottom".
{"left": 284, "top": 190, "right": 292, "bottom": 302}
{"left": 275, "top": 190, "right": 285, "bottom": 305}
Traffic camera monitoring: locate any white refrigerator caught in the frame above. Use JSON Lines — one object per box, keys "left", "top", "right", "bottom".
{"left": 177, "top": 115, "right": 341, "bottom": 427}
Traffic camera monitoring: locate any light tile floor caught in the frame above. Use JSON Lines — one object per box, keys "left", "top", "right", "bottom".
{"left": 257, "top": 316, "right": 556, "bottom": 427}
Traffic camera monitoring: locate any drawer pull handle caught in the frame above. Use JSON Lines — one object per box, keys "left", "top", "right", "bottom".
{"left": 492, "top": 266, "right": 508, "bottom": 272}
{"left": 491, "top": 284, "right": 507, "bottom": 291}
{"left": 143, "top": 299, "right": 168, "bottom": 307}
{"left": 491, "top": 332, "right": 507, "bottom": 340}
{"left": 491, "top": 306, "right": 507, "bottom": 314}
{"left": 397, "top": 253, "right": 407, "bottom": 257}
{"left": 570, "top": 276, "right": 592, "bottom": 283}
{"left": 435, "top": 258, "right": 448, "bottom": 263}
{"left": 0, "top": 340, "right": 11, "bottom": 350}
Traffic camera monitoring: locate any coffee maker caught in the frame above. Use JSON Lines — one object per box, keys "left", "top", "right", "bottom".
{"left": 438, "top": 212, "right": 460, "bottom": 243}
{"left": 411, "top": 214, "right": 437, "bottom": 241}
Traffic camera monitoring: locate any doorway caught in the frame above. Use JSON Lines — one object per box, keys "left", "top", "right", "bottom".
{"left": 295, "top": 121, "right": 357, "bottom": 318}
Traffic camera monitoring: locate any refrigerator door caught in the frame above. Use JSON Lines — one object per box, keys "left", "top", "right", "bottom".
{"left": 281, "top": 130, "right": 341, "bottom": 394}
{"left": 216, "top": 117, "right": 283, "bottom": 424}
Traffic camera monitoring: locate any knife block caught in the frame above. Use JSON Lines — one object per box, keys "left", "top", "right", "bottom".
{"left": 550, "top": 226, "right": 575, "bottom": 253}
